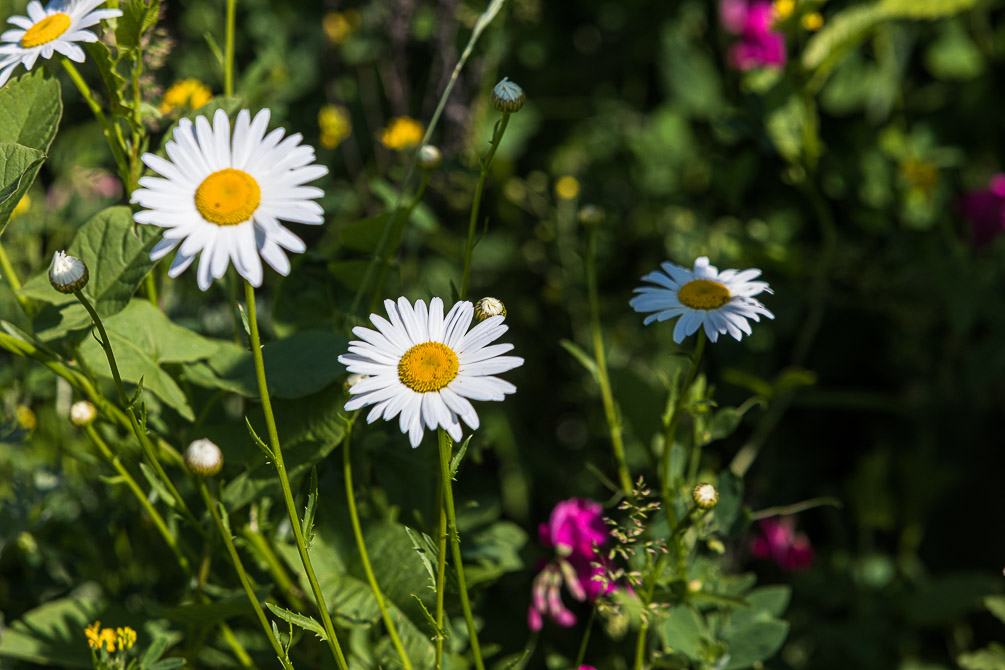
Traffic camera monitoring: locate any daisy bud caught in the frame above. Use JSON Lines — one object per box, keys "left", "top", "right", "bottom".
{"left": 491, "top": 77, "right": 526, "bottom": 113}
{"left": 48, "top": 251, "right": 88, "bottom": 294}
{"left": 345, "top": 373, "right": 368, "bottom": 391}
{"left": 69, "top": 401, "right": 96, "bottom": 427}
{"left": 474, "top": 297, "right": 506, "bottom": 322}
{"left": 578, "top": 204, "right": 605, "bottom": 226}
{"left": 185, "top": 438, "right": 223, "bottom": 476}
{"left": 417, "top": 144, "right": 442, "bottom": 170}
{"left": 692, "top": 482, "right": 719, "bottom": 510}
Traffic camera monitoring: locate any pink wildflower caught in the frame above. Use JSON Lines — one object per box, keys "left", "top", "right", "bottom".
{"left": 579, "top": 667, "right": 598, "bottom": 670}
{"left": 750, "top": 516, "right": 814, "bottom": 571}
{"left": 538, "top": 498, "right": 608, "bottom": 558}
{"left": 719, "top": 0, "right": 787, "bottom": 70}
{"left": 959, "top": 174, "right": 1005, "bottom": 246}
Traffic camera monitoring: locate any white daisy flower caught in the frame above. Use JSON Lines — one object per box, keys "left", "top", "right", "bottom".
{"left": 130, "top": 107, "right": 328, "bottom": 291}
{"left": 0, "top": 0, "right": 122, "bottom": 88}
{"left": 339, "top": 297, "right": 524, "bottom": 448}
{"left": 630, "top": 256, "right": 774, "bottom": 343}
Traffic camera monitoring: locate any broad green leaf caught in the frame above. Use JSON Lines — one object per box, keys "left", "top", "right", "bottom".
{"left": 20, "top": 207, "right": 159, "bottom": 340}
{"left": 959, "top": 645, "right": 1005, "bottom": 670}
{"left": 881, "top": 0, "right": 982, "bottom": 18}
{"left": 77, "top": 299, "right": 219, "bottom": 420}
{"left": 184, "top": 330, "right": 348, "bottom": 399}
{"left": 802, "top": 6, "right": 887, "bottom": 73}
{"left": 985, "top": 596, "right": 1005, "bottom": 625}
{"left": 116, "top": 0, "right": 161, "bottom": 49}
{"left": 727, "top": 586, "right": 791, "bottom": 629}
{"left": 0, "top": 587, "right": 101, "bottom": 667}
{"left": 659, "top": 605, "right": 705, "bottom": 662}
{"left": 264, "top": 603, "right": 327, "bottom": 640}
{"left": 0, "top": 69, "right": 62, "bottom": 150}
{"left": 0, "top": 142, "right": 44, "bottom": 236}
{"left": 338, "top": 212, "right": 392, "bottom": 253}
{"left": 722, "top": 619, "right": 789, "bottom": 669}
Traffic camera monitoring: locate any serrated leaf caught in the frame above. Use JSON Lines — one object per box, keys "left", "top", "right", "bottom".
{"left": 265, "top": 603, "right": 328, "bottom": 641}
{"left": 116, "top": 0, "right": 161, "bottom": 49}
{"left": 84, "top": 42, "right": 127, "bottom": 114}
{"left": 0, "top": 585, "right": 101, "bottom": 667}
{"left": 302, "top": 466, "right": 319, "bottom": 546}
{"left": 449, "top": 435, "right": 472, "bottom": 477}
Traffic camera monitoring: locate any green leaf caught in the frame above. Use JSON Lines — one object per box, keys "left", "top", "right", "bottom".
{"left": 0, "top": 142, "right": 45, "bottom": 237}
{"left": 84, "top": 42, "right": 127, "bottom": 114}
{"left": 116, "top": 0, "right": 161, "bottom": 49}
{"left": 140, "top": 635, "right": 170, "bottom": 665}
{"left": 265, "top": 603, "right": 328, "bottom": 641}
{"left": 659, "top": 605, "right": 705, "bottom": 662}
{"left": 146, "top": 660, "right": 186, "bottom": 670}
{"left": 302, "top": 466, "right": 319, "bottom": 546}
{"left": 802, "top": 5, "right": 887, "bottom": 73}
{"left": 20, "top": 207, "right": 160, "bottom": 340}
{"left": 985, "top": 596, "right": 1005, "bottom": 626}
{"left": 338, "top": 213, "right": 392, "bottom": 253}
{"left": 138, "top": 462, "right": 177, "bottom": 508}
{"left": 714, "top": 471, "right": 744, "bottom": 534}
{"left": 560, "top": 338, "right": 601, "bottom": 383}
{"left": 0, "top": 586, "right": 101, "bottom": 668}
{"left": 77, "top": 299, "right": 219, "bottom": 420}
{"left": 722, "top": 619, "right": 789, "bottom": 669}
{"left": 880, "top": 0, "right": 982, "bottom": 18}
{"left": 959, "top": 645, "right": 1005, "bottom": 670}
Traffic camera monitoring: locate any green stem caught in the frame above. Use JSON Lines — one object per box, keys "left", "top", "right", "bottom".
{"left": 242, "top": 281, "right": 349, "bottom": 670}
{"left": 224, "top": 0, "right": 237, "bottom": 97}
{"left": 344, "top": 415, "right": 414, "bottom": 670}
{"left": 241, "top": 524, "right": 308, "bottom": 613}
{"left": 369, "top": 173, "right": 430, "bottom": 314}
{"left": 437, "top": 428, "right": 485, "bottom": 670}
{"left": 0, "top": 241, "right": 31, "bottom": 316}
{"left": 459, "top": 112, "right": 510, "bottom": 300}
{"left": 144, "top": 273, "right": 158, "bottom": 308}
{"left": 660, "top": 331, "right": 705, "bottom": 519}
{"left": 573, "top": 604, "right": 597, "bottom": 668}
{"left": 197, "top": 478, "right": 290, "bottom": 667}
{"left": 60, "top": 60, "right": 130, "bottom": 185}
{"left": 584, "top": 226, "right": 633, "bottom": 494}
{"left": 74, "top": 290, "right": 197, "bottom": 527}
{"left": 632, "top": 621, "right": 648, "bottom": 670}
{"left": 434, "top": 477, "right": 448, "bottom": 669}
{"left": 83, "top": 423, "right": 190, "bottom": 574}
{"left": 218, "top": 622, "right": 257, "bottom": 669}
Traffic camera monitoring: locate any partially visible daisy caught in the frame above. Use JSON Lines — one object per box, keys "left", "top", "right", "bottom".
{"left": 630, "top": 256, "right": 774, "bottom": 343}
{"left": 339, "top": 297, "right": 523, "bottom": 447}
{"left": 130, "top": 108, "right": 328, "bottom": 291}
{"left": 0, "top": 0, "right": 122, "bottom": 88}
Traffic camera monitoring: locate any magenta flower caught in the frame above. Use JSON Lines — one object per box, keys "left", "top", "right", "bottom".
{"left": 720, "top": 0, "right": 787, "bottom": 70}
{"left": 750, "top": 516, "right": 814, "bottom": 571}
{"left": 538, "top": 498, "right": 608, "bottom": 558}
{"left": 959, "top": 174, "right": 1005, "bottom": 246}
{"left": 579, "top": 667, "right": 598, "bottom": 670}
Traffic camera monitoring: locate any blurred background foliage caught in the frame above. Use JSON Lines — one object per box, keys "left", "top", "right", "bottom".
{"left": 1, "top": 0, "right": 1005, "bottom": 668}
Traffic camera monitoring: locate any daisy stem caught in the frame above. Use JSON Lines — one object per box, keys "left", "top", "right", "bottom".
{"left": 242, "top": 281, "right": 350, "bottom": 670}
{"left": 434, "top": 477, "right": 448, "bottom": 668}
{"left": 0, "top": 241, "right": 32, "bottom": 317}
{"left": 437, "top": 428, "right": 486, "bottom": 670}
{"left": 343, "top": 414, "right": 414, "bottom": 670}
{"left": 197, "top": 477, "right": 293, "bottom": 668}
{"left": 82, "top": 422, "right": 191, "bottom": 574}
{"left": 60, "top": 60, "right": 130, "bottom": 187}
{"left": 224, "top": 0, "right": 237, "bottom": 97}
{"left": 74, "top": 290, "right": 199, "bottom": 529}
{"left": 584, "top": 225, "right": 633, "bottom": 495}
{"left": 459, "top": 111, "right": 510, "bottom": 301}
{"left": 660, "top": 331, "right": 705, "bottom": 522}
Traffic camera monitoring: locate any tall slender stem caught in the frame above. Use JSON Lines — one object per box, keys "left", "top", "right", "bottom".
{"left": 241, "top": 524, "right": 308, "bottom": 613}
{"left": 242, "top": 281, "right": 349, "bottom": 670}
{"left": 573, "top": 604, "right": 597, "bottom": 668}
{"left": 584, "top": 226, "right": 633, "bottom": 494}
{"left": 459, "top": 112, "right": 510, "bottom": 300}
{"left": 224, "top": 0, "right": 237, "bottom": 97}
{"left": 437, "top": 429, "right": 485, "bottom": 670}
{"left": 83, "top": 423, "right": 190, "bottom": 573}
{"left": 343, "top": 415, "right": 413, "bottom": 669}
{"left": 660, "top": 331, "right": 705, "bottom": 517}
{"left": 60, "top": 60, "right": 130, "bottom": 185}
{"left": 197, "top": 479, "right": 291, "bottom": 667}
{"left": 0, "top": 241, "right": 31, "bottom": 316}
{"left": 74, "top": 290, "right": 197, "bottom": 526}
{"left": 369, "top": 173, "right": 430, "bottom": 314}
{"left": 434, "top": 477, "right": 448, "bottom": 669}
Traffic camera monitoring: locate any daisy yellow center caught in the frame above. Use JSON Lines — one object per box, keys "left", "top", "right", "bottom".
{"left": 195, "top": 169, "right": 261, "bottom": 226}
{"left": 398, "top": 342, "right": 459, "bottom": 393}
{"left": 21, "top": 13, "right": 71, "bottom": 48}
{"left": 678, "top": 279, "right": 731, "bottom": 310}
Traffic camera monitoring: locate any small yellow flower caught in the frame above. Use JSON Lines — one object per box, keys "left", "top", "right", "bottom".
{"left": 116, "top": 627, "right": 137, "bottom": 651}
{"left": 12, "top": 194, "right": 30, "bottom": 218}
{"left": 900, "top": 159, "right": 939, "bottom": 195}
{"left": 554, "top": 176, "right": 581, "bottom": 201}
{"left": 318, "top": 105, "right": 353, "bottom": 149}
{"left": 15, "top": 405, "right": 35, "bottom": 430}
{"left": 380, "top": 116, "right": 424, "bottom": 151}
{"left": 323, "top": 10, "right": 359, "bottom": 46}
{"left": 773, "top": 0, "right": 795, "bottom": 21}
{"left": 85, "top": 622, "right": 102, "bottom": 649}
{"left": 160, "top": 79, "right": 212, "bottom": 115}
{"left": 801, "top": 12, "right": 824, "bottom": 31}
{"left": 99, "top": 628, "right": 116, "bottom": 653}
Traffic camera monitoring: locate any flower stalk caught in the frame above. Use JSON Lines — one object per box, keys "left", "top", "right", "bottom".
{"left": 660, "top": 330, "right": 706, "bottom": 519}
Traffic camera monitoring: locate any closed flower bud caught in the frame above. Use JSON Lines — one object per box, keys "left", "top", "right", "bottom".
{"left": 417, "top": 144, "right": 442, "bottom": 170}
{"left": 345, "top": 373, "right": 368, "bottom": 391}
{"left": 48, "top": 251, "right": 88, "bottom": 294}
{"left": 578, "top": 204, "right": 605, "bottom": 226}
{"left": 692, "top": 482, "right": 719, "bottom": 510}
{"left": 474, "top": 297, "right": 506, "bottom": 322}
{"left": 491, "top": 77, "right": 525, "bottom": 113}
{"left": 69, "top": 401, "right": 96, "bottom": 427}
{"left": 185, "top": 438, "right": 223, "bottom": 476}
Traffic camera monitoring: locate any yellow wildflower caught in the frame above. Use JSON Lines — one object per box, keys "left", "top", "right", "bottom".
{"left": 555, "top": 176, "right": 581, "bottom": 201}
{"left": 801, "top": 12, "right": 824, "bottom": 31}
{"left": 15, "top": 405, "right": 35, "bottom": 430}
{"left": 773, "top": 0, "right": 795, "bottom": 21}
{"left": 323, "top": 11, "right": 359, "bottom": 46}
{"left": 99, "top": 628, "right": 116, "bottom": 653}
{"left": 318, "top": 105, "right": 352, "bottom": 149}
{"left": 380, "top": 116, "right": 424, "bottom": 151}
{"left": 116, "top": 627, "right": 137, "bottom": 651}
{"left": 85, "top": 622, "right": 102, "bottom": 649}
{"left": 12, "top": 194, "right": 30, "bottom": 218}
{"left": 160, "top": 79, "right": 212, "bottom": 115}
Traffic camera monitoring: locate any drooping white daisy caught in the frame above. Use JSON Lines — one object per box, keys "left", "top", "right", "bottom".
{"left": 130, "top": 108, "right": 328, "bottom": 290}
{"left": 630, "top": 256, "right": 774, "bottom": 343}
{"left": 0, "top": 0, "right": 121, "bottom": 88}
{"left": 339, "top": 297, "right": 524, "bottom": 448}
